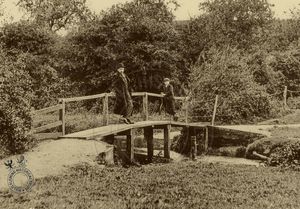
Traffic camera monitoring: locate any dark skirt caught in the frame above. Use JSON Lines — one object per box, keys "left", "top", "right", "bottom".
{"left": 163, "top": 97, "right": 176, "bottom": 115}
{"left": 114, "top": 95, "right": 133, "bottom": 118}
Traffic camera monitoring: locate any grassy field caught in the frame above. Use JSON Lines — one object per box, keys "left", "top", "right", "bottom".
{"left": 0, "top": 161, "right": 299, "bottom": 209}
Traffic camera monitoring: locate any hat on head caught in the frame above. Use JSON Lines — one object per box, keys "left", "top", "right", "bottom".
{"left": 116, "top": 63, "right": 125, "bottom": 69}
{"left": 164, "top": 78, "right": 170, "bottom": 82}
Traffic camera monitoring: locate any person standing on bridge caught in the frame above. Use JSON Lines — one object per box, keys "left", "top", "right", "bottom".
{"left": 112, "top": 63, "right": 134, "bottom": 124}
{"left": 161, "top": 78, "right": 178, "bottom": 121}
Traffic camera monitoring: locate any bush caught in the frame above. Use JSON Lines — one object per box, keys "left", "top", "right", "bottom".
{"left": 0, "top": 21, "right": 67, "bottom": 109}
{"left": 0, "top": 50, "right": 36, "bottom": 157}
{"left": 189, "top": 47, "right": 275, "bottom": 124}
{"left": 246, "top": 129, "right": 300, "bottom": 169}
{"left": 271, "top": 48, "right": 300, "bottom": 93}
{"left": 268, "top": 140, "right": 300, "bottom": 168}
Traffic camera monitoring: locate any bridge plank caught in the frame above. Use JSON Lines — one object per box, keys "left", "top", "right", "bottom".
{"left": 60, "top": 121, "right": 207, "bottom": 140}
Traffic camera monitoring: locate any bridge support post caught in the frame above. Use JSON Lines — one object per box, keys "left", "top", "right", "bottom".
{"left": 59, "top": 99, "right": 66, "bottom": 136}
{"left": 189, "top": 127, "right": 197, "bottom": 160}
{"left": 204, "top": 126, "right": 209, "bottom": 153}
{"left": 211, "top": 95, "right": 219, "bottom": 126}
{"left": 144, "top": 126, "right": 154, "bottom": 163}
{"left": 164, "top": 124, "right": 171, "bottom": 159}
{"left": 126, "top": 129, "right": 135, "bottom": 163}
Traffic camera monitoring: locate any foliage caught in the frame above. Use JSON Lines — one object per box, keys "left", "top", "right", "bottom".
{"left": 199, "top": 0, "right": 273, "bottom": 47}
{"left": 246, "top": 127, "right": 300, "bottom": 168}
{"left": 0, "top": 21, "right": 70, "bottom": 108}
{"left": 178, "top": 0, "right": 274, "bottom": 65}
{"left": 17, "top": 0, "right": 93, "bottom": 32}
{"left": 62, "top": 0, "right": 188, "bottom": 95}
{"left": 245, "top": 48, "right": 285, "bottom": 96}
{"left": 0, "top": 49, "right": 35, "bottom": 156}
{"left": 246, "top": 137, "right": 300, "bottom": 168}
{"left": 270, "top": 48, "right": 300, "bottom": 93}
{"left": 0, "top": 20, "right": 54, "bottom": 54}
{"left": 189, "top": 47, "right": 274, "bottom": 124}
{"left": 268, "top": 140, "right": 300, "bottom": 168}
{"left": 265, "top": 19, "right": 300, "bottom": 51}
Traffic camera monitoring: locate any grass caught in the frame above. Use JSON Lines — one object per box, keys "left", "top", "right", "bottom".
{"left": 0, "top": 162, "right": 299, "bottom": 209}
{"left": 260, "top": 109, "right": 300, "bottom": 125}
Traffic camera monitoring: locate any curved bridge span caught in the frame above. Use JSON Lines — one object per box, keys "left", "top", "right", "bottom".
{"left": 60, "top": 120, "right": 209, "bottom": 163}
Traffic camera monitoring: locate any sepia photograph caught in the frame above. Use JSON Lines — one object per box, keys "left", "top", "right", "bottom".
{"left": 0, "top": 0, "right": 300, "bottom": 208}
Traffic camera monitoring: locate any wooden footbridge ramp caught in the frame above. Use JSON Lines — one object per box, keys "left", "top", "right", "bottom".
{"left": 60, "top": 120, "right": 209, "bottom": 163}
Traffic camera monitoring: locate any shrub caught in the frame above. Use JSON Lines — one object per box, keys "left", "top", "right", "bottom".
{"left": 268, "top": 140, "right": 300, "bottom": 168}
{"left": 0, "top": 50, "right": 35, "bottom": 157}
{"left": 246, "top": 132, "right": 300, "bottom": 168}
{"left": 271, "top": 48, "right": 300, "bottom": 93}
{"left": 0, "top": 21, "right": 68, "bottom": 109}
{"left": 189, "top": 47, "right": 275, "bottom": 124}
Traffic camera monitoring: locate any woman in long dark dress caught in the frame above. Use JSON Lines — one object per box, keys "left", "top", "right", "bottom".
{"left": 113, "top": 63, "right": 134, "bottom": 124}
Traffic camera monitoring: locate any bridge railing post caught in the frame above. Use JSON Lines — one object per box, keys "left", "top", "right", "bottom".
{"left": 185, "top": 98, "right": 189, "bottom": 123}
{"left": 103, "top": 93, "right": 109, "bottom": 126}
{"left": 283, "top": 86, "right": 287, "bottom": 109}
{"left": 143, "top": 92, "right": 149, "bottom": 121}
{"left": 211, "top": 95, "right": 219, "bottom": 126}
{"left": 59, "top": 99, "right": 66, "bottom": 136}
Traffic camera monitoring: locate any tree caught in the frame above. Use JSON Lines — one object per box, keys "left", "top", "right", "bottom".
{"left": 189, "top": 47, "right": 274, "bottom": 124}
{"left": 17, "top": 0, "right": 93, "bottom": 32}
{"left": 61, "top": 0, "right": 187, "bottom": 95}
{"left": 200, "top": 0, "right": 273, "bottom": 46}
{"left": 0, "top": 21, "right": 69, "bottom": 108}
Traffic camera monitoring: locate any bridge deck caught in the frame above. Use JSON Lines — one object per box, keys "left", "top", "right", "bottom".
{"left": 60, "top": 121, "right": 207, "bottom": 140}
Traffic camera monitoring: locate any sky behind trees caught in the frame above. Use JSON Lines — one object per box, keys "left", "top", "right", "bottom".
{"left": 2, "top": 0, "right": 300, "bottom": 22}
{"left": 87, "top": 0, "right": 299, "bottom": 19}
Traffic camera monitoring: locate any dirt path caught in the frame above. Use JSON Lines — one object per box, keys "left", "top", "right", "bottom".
{"left": 217, "top": 124, "right": 300, "bottom": 137}
{"left": 0, "top": 139, "right": 109, "bottom": 191}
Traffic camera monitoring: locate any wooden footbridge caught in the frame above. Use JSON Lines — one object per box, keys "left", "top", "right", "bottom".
{"left": 31, "top": 92, "right": 218, "bottom": 163}
{"left": 61, "top": 120, "right": 208, "bottom": 162}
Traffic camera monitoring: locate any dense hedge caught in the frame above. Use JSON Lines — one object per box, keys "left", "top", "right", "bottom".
{"left": 0, "top": 50, "right": 36, "bottom": 157}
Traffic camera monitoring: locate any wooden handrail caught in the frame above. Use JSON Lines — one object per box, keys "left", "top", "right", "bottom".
{"left": 60, "top": 93, "right": 106, "bottom": 103}
{"left": 60, "top": 92, "right": 187, "bottom": 103}
{"left": 32, "top": 121, "right": 63, "bottom": 134}
{"left": 30, "top": 92, "right": 190, "bottom": 137}
{"left": 31, "top": 104, "right": 62, "bottom": 115}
